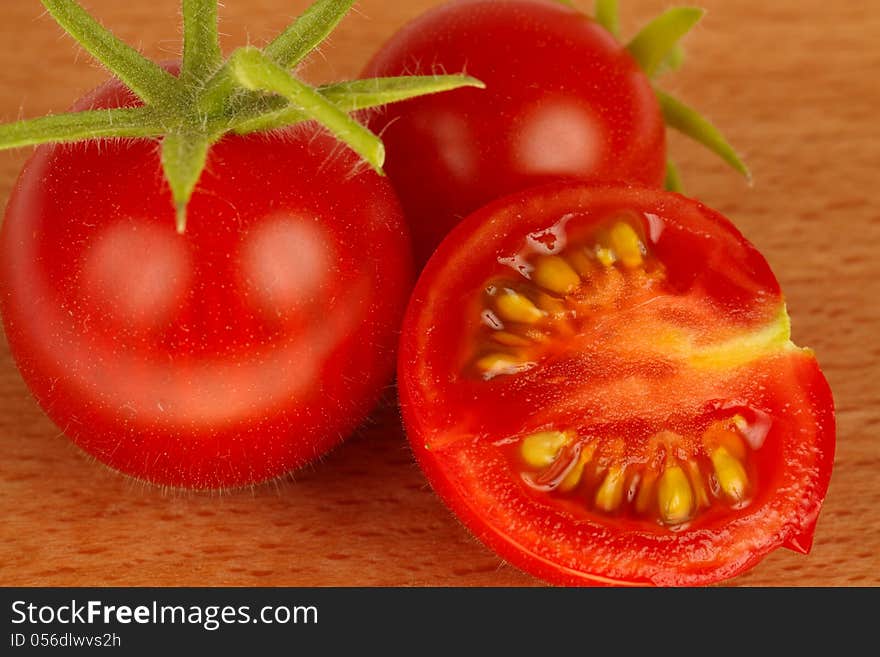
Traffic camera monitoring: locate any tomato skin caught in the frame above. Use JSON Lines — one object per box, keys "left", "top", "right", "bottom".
{"left": 398, "top": 182, "right": 835, "bottom": 586}
{"left": 365, "top": 0, "right": 666, "bottom": 265}
{"left": 0, "top": 77, "right": 412, "bottom": 489}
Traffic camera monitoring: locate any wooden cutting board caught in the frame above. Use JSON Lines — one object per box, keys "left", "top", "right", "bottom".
{"left": 0, "top": 0, "right": 877, "bottom": 587}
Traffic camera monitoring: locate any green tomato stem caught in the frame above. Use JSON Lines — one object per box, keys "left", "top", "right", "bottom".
{"left": 229, "top": 47, "right": 385, "bottom": 171}
{"left": 197, "top": 64, "right": 240, "bottom": 117}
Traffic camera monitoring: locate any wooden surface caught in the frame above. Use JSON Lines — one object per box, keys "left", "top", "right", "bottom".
{"left": 0, "top": 0, "right": 878, "bottom": 587}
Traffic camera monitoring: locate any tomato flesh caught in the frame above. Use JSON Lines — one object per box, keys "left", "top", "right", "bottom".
{"left": 0, "top": 77, "right": 412, "bottom": 489}
{"left": 365, "top": 0, "right": 666, "bottom": 265}
{"left": 398, "top": 183, "right": 834, "bottom": 586}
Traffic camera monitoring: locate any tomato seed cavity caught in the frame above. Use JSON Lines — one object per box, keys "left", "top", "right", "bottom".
{"left": 515, "top": 412, "right": 764, "bottom": 527}
{"left": 467, "top": 213, "right": 776, "bottom": 528}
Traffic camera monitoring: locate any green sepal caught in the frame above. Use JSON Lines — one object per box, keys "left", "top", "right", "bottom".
{"left": 0, "top": 108, "right": 165, "bottom": 149}
{"left": 264, "top": 0, "right": 355, "bottom": 69}
{"left": 657, "top": 89, "right": 751, "bottom": 180}
{"left": 656, "top": 44, "right": 686, "bottom": 77}
{"left": 181, "top": 0, "right": 222, "bottom": 83}
{"left": 41, "top": 0, "right": 184, "bottom": 108}
{"left": 195, "top": 0, "right": 356, "bottom": 119}
{"left": 160, "top": 132, "right": 212, "bottom": 234}
{"left": 234, "top": 75, "right": 486, "bottom": 134}
{"left": 665, "top": 159, "right": 684, "bottom": 192}
{"left": 229, "top": 47, "right": 385, "bottom": 171}
{"left": 595, "top": 0, "right": 620, "bottom": 38}
{"left": 0, "top": 0, "right": 486, "bottom": 232}
{"left": 627, "top": 7, "right": 704, "bottom": 78}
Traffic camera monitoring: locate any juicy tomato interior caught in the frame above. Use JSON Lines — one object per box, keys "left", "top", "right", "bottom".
{"left": 0, "top": 76, "right": 412, "bottom": 489}
{"left": 399, "top": 183, "right": 834, "bottom": 586}
{"left": 364, "top": 0, "right": 666, "bottom": 265}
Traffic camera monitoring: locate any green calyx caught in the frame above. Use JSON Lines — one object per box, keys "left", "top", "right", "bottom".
{"left": 588, "top": 0, "right": 750, "bottom": 190}
{"left": 0, "top": 0, "right": 484, "bottom": 232}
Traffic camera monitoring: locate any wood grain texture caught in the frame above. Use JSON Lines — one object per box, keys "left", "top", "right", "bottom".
{"left": 0, "top": 0, "right": 877, "bottom": 587}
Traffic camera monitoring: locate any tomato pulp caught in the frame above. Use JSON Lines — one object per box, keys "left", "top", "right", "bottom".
{"left": 0, "top": 77, "right": 412, "bottom": 489}
{"left": 398, "top": 183, "right": 834, "bottom": 586}
{"left": 365, "top": 0, "right": 666, "bottom": 265}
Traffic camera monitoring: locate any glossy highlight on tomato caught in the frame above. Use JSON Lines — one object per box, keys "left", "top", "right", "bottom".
{"left": 365, "top": 0, "right": 666, "bottom": 265}
{"left": 0, "top": 76, "right": 412, "bottom": 489}
{"left": 398, "top": 183, "right": 835, "bottom": 586}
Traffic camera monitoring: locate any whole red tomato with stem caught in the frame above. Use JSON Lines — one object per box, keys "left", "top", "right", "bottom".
{"left": 0, "top": 0, "right": 480, "bottom": 488}
{"left": 1, "top": 80, "right": 411, "bottom": 489}
{"left": 365, "top": 0, "right": 749, "bottom": 266}
{"left": 398, "top": 182, "right": 835, "bottom": 586}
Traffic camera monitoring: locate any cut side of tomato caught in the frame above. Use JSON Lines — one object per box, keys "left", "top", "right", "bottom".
{"left": 398, "top": 183, "right": 835, "bottom": 586}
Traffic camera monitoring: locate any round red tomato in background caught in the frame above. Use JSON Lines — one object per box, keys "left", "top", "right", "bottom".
{"left": 0, "top": 77, "right": 412, "bottom": 490}
{"left": 365, "top": 0, "right": 666, "bottom": 265}
{"left": 398, "top": 182, "right": 835, "bottom": 586}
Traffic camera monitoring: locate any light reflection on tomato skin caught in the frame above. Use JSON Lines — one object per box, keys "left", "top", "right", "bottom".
{"left": 0, "top": 78, "right": 412, "bottom": 490}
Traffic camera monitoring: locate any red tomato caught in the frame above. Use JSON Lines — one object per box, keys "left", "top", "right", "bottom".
{"left": 398, "top": 182, "right": 835, "bottom": 586}
{"left": 365, "top": 0, "right": 666, "bottom": 265}
{"left": 0, "top": 76, "right": 412, "bottom": 489}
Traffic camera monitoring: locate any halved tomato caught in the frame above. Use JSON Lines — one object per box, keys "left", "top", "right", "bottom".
{"left": 398, "top": 183, "right": 835, "bottom": 586}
